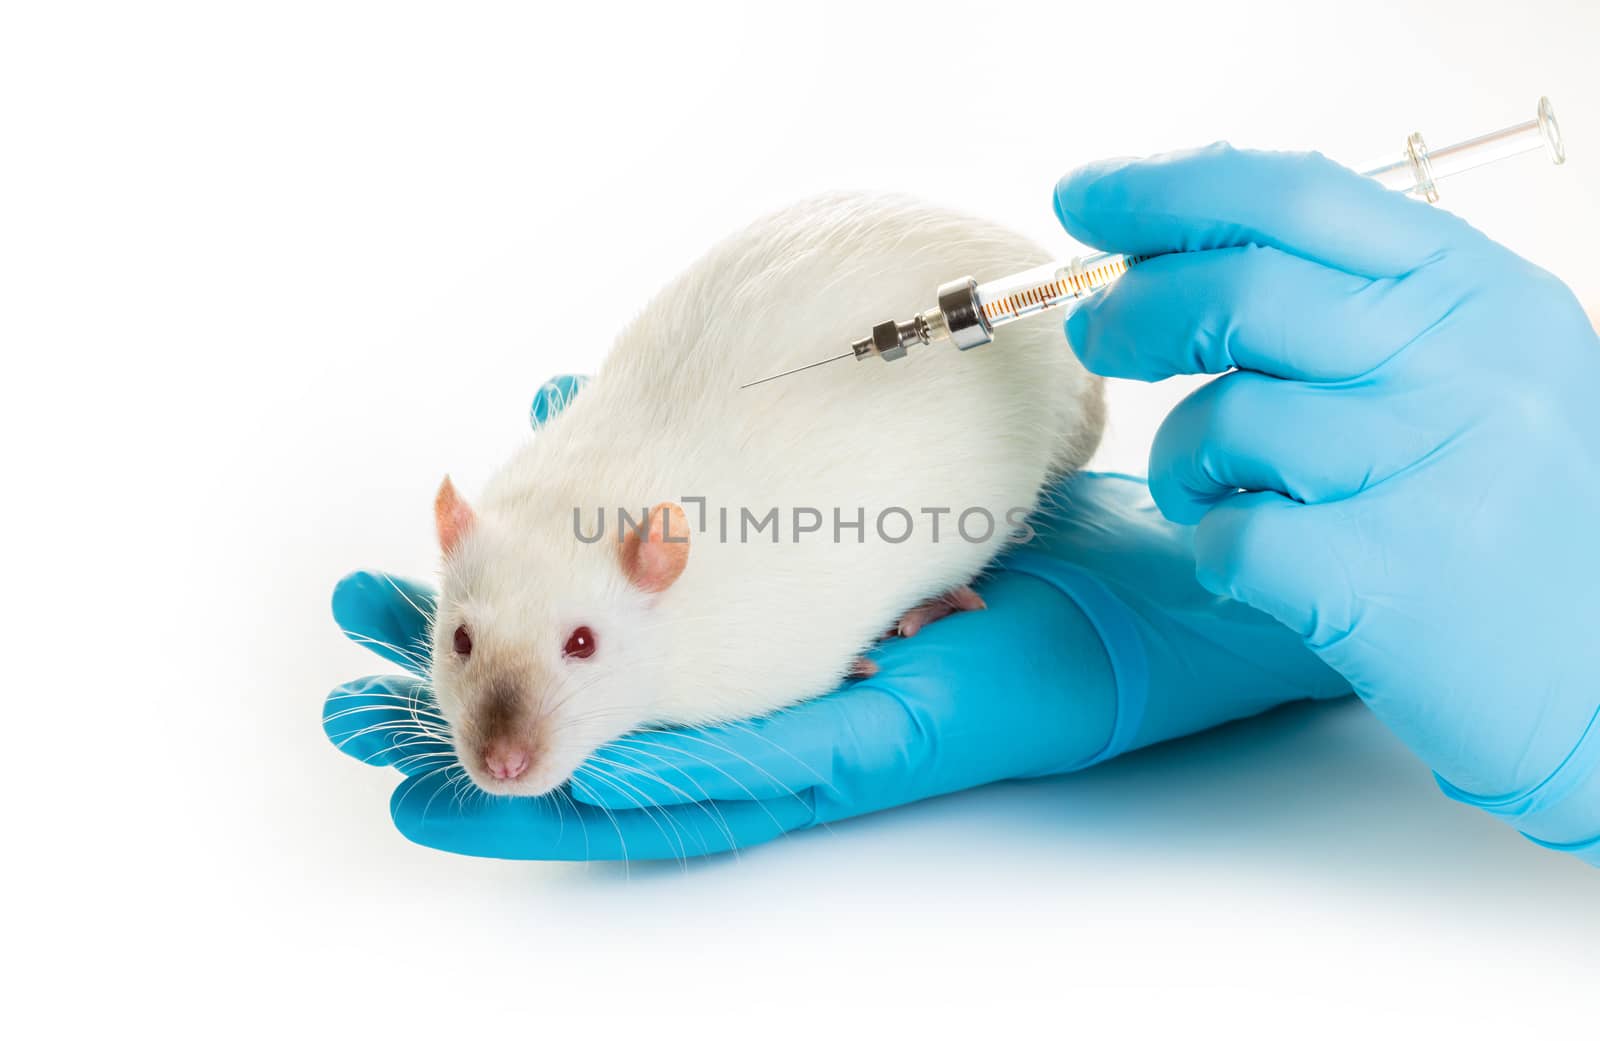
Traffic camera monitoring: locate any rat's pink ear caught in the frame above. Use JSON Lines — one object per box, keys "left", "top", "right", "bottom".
{"left": 434, "top": 476, "right": 476, "bottom": 556}
{"left": 620, "top": 502, "right": 690, "bottom": 593}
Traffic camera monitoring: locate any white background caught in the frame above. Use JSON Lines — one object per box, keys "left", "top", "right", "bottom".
{"left": 5, "top": 0, "right": 1597, "bottom": 1034}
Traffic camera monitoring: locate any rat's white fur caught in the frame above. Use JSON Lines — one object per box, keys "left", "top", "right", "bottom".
{"left": 432, "top": 192, "right": 1104, "bottom": 795}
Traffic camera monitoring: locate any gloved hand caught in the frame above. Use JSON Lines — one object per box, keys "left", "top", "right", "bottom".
{"left": 325, "top": 376, "right": 1348, "bottom": 860}
{"left": 1054, "top": 145, "right": 1600, "bottom": 865}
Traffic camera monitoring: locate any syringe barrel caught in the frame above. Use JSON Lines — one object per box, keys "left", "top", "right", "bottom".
{"left": 959, "top": 97, "right": 1565, "bottom": 343}
{"left": 970, "top": 252, "right": 1140, "bottom": 334}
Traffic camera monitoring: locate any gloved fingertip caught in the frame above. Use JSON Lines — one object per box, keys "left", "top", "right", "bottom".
{"left": 332, "top": 570, "right": 428, "bottom": 630}
{"left": 322, "top": 674, "right": 452, "bottom": 771}
{"left": 388, "top": 784, "right": 444, "bottom": 851}
{"left": 1052, "top": 158, "right": 1126, "bottom": 244}
{"left": 529, "top": 373, "right": 589, "bottom": 429}
{"left": 389, "top": 772, "right": 480, "bottom": 854}
{"left": 330, "top": 569, "right": 380, "bottom": 619}
{"left": 1049, "top": 171, "right": 1100, "bottom": 244}
{"left": 1191, "top": 558, "right": 1232, "bottom": 599}
{"left": 331, "top": 571, "right": 437, "bottom": 671}
{"left": 1190, "top": 497, "right": 1245, "bottom": 592}
{"left": 1063, "top": 299, "right": 1096, "bottom": 365}
{"left": 1051, "top": 173, "right": 1082, "bottom": 236}
{"left": 321, "top": 681, "right": 362, "bottom": 745}
{"left": 1146, "top": 467, "right": 1216, "bottom": 528}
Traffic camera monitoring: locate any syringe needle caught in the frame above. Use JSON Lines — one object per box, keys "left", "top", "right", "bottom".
{"left": 739, "top": 351, "right": 855, "bottom": 389}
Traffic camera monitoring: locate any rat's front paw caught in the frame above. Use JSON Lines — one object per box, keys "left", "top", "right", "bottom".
{"left": 892, "top": 586, "right": 987, "bottom": 639}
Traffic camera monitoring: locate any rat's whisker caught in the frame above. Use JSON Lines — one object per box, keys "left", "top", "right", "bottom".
{"left": 391, "top": 762, "right": 465, "bottom": 825}
{"left": 580, "top": 766, "right": 692, "bottom": 868}
{"left": 557, "top": 786, "right": 594, "bottom": 861}
{"left": 324, "top": 709, "right": 449, "bottom": 737}
{"left": 391, "top": 751, "right": 460, "bottom": 774}
{"left": 321, "top": 701, "right": 451, "bottom": 730}
{"left": 591, "top": 746, "right": 749, "bottom": 853}
{"left": 606, "top": 739, "right": 808, "bottom": 828}
{"left": 380, "top": 574, "right": 436, "bottom": 626}
{"left": 420, "top": 763, "right": 473, "bottom": 825}
{"left": 592, "top": 752, "right": 744, "bottom": 866}
{"left": 627, "top": 725, "right": 825, "bottom": 799}
{"left": 569, "top": 774, "right": 631, "bottom": 876}
{"left": 545, "top": 783, "right": 568, "bottom": 849}
{"left": 340, "top": 628, "right": 432, "bottom": 671}
{"left": 322, "top": 689, "right": 446, "bottom": 715}
{"left": 327, "top": 720, "right": 451, "bottom": 753}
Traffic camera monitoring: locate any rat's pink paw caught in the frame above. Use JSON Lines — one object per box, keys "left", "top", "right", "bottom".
{"left": 893, "top": 585, "right": 987, "bottom": 638}
{"left": 848, "top": 656, "right": 879, "bottom": 679}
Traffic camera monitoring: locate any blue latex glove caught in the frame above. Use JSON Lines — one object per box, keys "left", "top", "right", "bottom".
{"left": 1054, "top": 145, "right": 1600, "bottom": 865}
{"left": 325, "top": 376, "right": 1348, "bottom": 860}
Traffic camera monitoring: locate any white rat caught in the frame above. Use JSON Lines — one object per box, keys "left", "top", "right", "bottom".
{"left": 431, "top": 193, "right": 1104, "bottom": 795}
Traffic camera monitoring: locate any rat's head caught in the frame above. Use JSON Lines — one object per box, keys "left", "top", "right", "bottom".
{"left": 428, "top": 477, "right": 690, "bottom": 797}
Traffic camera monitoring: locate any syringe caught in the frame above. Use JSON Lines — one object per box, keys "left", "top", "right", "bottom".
{"left": 742, "top": 97, "right": 1566, "bottom": 389}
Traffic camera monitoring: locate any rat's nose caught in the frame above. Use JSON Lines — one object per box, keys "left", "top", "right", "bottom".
{"left": 483, "top": 739, "right": 532, "bottom": 782}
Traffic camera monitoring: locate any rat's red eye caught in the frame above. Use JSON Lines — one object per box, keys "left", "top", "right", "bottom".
{"left": 453, "top": 625, "right": 472, "bottom": 657}
{"left": 563, "top": 626, "right": 596, "bottom": 660}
